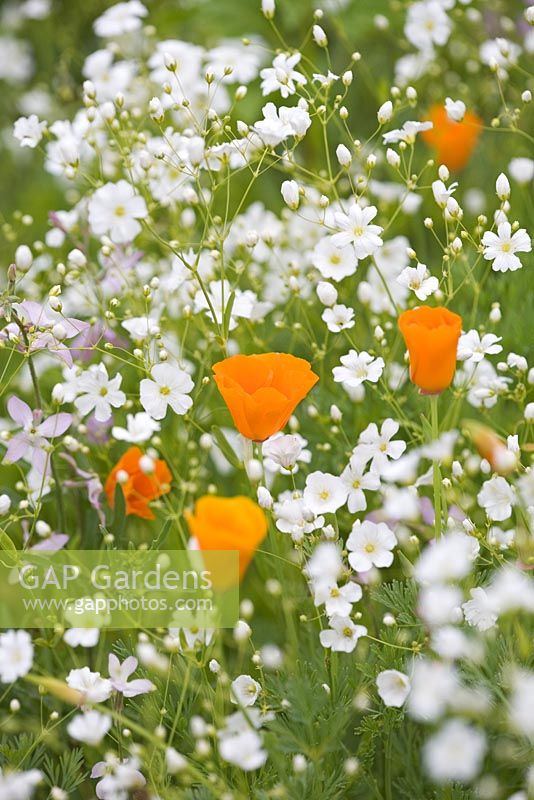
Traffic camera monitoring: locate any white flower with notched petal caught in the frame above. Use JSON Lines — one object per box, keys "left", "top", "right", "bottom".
{"left": 260, "top": 52, "right": 307, "bottom": 98}
{"left": 423, "top": 720, "right": 486, "bottom": 783}
{"left": 332, "top": 203, "right": 383, "bottom": 257}
{"left": 13, "top": 114, "right": 47, "bottom": 148}
{"left": 358, "top": 418, "right": 406, "bottom": 472}
{"left": 219, "top": 729, "right": 267, "bottom": 771}
{"left": 405, "top": 0, "right": 451, "bottom": 50}
{"left": 319, "top": 615, "right": 367, "bottom": 653}
{"left": 341, "top": 451, "right": 381, "bottom": 513}
{"left": 140, "top": 364, "right": 194, "bottom": 421}
{"left": 347, "top": 520, "right": 397, "bottom": 572}
{"left": 112, "top": 412, "right": 161, "bottom": 444}
{"left": 93, "top": 0, "right": 148, "bottom": 37}
{"left": 457, "top": 330, "right": 502, "bottom": 363}
{"left": 67, "top": 710, "right": 111, "bottom": 746}
{"left": 66, "top": 667, "right": 112, "bottom": 703}
{"left": 88, "top": 180, "right": 147, "bottom": 244}
{"left": 321, "top": 304, "right": 355, "bottom": 333}
{"left": 462, "top": 587, "right": 498, "bottom": 631}
{"left": 312, "top": 236, "right": 358, "bottom": 282}
{"left": 445, "top": 97, "right": 465, "bottom": 122}
{"left": 303, "top": 471, "right": 348, "bottom": 515}
{"left": 333, "top": 350, "right": 385, "bottom": 388}
{"left": 482, "top": 222, "right": 531, "bottom": 272}
{"left": 231, "top": 675, "right": 261, "bottom": 707}
{"left": 397, "top": 263, "right": 439, "bottom": 301}
{"left": 74, "top": 364, "right": 126, "bottom": 422}
{"left": 414, "top": 532, "right": 479, "bottom": 584}
{"left": 0, "top": 630, "right": 33, "bottom": 683}
{"left": 382, "top": 120, "right": 432, "bottom": 145}
{"left": 0, "top": 768, "right": 42, "bottom": 799}
{"left": 376, "top": 670, "right": 411, "bottom": 707}
{"left": 262, "top": 433, "right": 303, "bottom": 471}
{"left": 478, "top": 475, "right": 515, "bottom": 521}
{"left": 313, "top": 581, "right": 362, "bottom": 617}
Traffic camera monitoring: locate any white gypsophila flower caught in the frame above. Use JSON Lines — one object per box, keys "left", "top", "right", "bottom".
{"left": 347, "top": 520, "right": 397, "bottom": 572}
{"left": 230, "top": 675, "right": 261, "bottom": 707}
{"left": 462, "top": 587, "right": 498, "bottom": 631}
{"left": 414, "top": 532, "right": 479, "bottom": 584}
{"left": 405, "top": 0, "right": 451, "bottom": 50}
{"left": 262, "top": 433, "right": 303, "bottom": 470}
{"left": 303, "top": 471, "right": 348, "bottom": 515}
{"left": 357, "top": 418, "right": 406, "bottom": 472}
{"left": 332, "top": 203, "right": 383, "bottom": 257}
{"left": 313, "top": 581, "right": 362, "bottom": 617}
{"left": 407, "top": 658, "right": 459, "bottom": 721}
{"left": 93, "top": 0, "right": 147, "bottom": 37}
{"left": 66, "top": 667, "right": 112, "bottom": 703}
{"left": 0, "top": 768, "right": 42, "bottom": 800}
{"left": 0, "top": 631, "right": 33, "bottom": 683}
{"left": 112, "top": 412, "right": 161, "bottom": 443}
{"left": 316, "top": 281, "right": 338, "bottom": 306}
{"left": 477, "top": 475, "right": 515, "bottom": 521}
{"left": 377, "top": 100, "right": 393, "bottom": 124}
{"left": 509, "top": 157, "right": 534, "bottom": 184}
{"left": 121, "top": 316, "right": 160, "bottom": 341}
{"left": 274, "top": 495, "right": 324, "bottom": 539}
{"left": 481, "top": 222, "right": 532, "bottom": 272}
{"left": 423, "top": 720, "right": 486, "bottom": 783}
{"left": 332, "top": 350, "right": 385, "bottom": 388}
{"left": 341, "top": 452, "right": 381, "bottom": 513}
{"left": 74, "top": 363, "right": 126, "bottom": 422}
{"left": 219, "top": 729, "right": 267, "bottom": 770}
{"left": 312, "top": 236, "right": 358, "bottom": 282}
{"left": 67, "top": 710, "right": 111, "bottom": 746}
{"left": 63, "top": 628, "right": 99, "bottom": 648}
{"left": 88, "top": 180, "right": 148, "bottom": 244}
{"left": 418, "top": 584, "right": 463, "bottom": 628}
{"left": 444, "top": 97, "right": 465, "bottom": 122}
{"left": 306, "top": 542, "right": 344, "bottom": 587}
{"left": 382, "top": 120, "right": 432, "bottom": 145}
{"left": 457, "top": 330, "right": 503, "bottom": 363}
{"left": 260, "top": 52, "right": 307, "bottom": 98}
{"left": 140, "top": 363, "right": 194, "bottom": 420}
{"left": 480, "top": 38, "right": 521, "bottom": 78}
{"left": 322, "top": 304, "right": 355, "bottom": 333}
{"left": 319, "top": 615, "right": 367, "bottom": 653}
{"left": 486, "top": 567, "right": 534, "bottom": 616}
{"left": 496, "top": 172, "right": 511, "bottom": 200}
{"left": 281, "top": 179, "right": 299, "bottom": 209}
{"left": 166, "top": 747, "right": 188, "bottom": 774}
{"left": 13, "top": 115, "right": 47, "bottom": 148}
{"left": 376, "top": 670, "right": 411, "bottom": 707}
{"left": 397, "top": 263, "right": 439, "bottom": 301}
{"left": 431, "top": 178, "right": 458, "bottom": 207}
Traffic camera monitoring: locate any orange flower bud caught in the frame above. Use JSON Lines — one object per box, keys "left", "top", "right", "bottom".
{"left": 212, "top": 353, "right": 319, "bottom": 442}
{"left": 185, "top": 495, "right": 267, "bottom": 584}
{"left": 463, "top": 420, "right": 517, "bottom": 475}
{"left": 105, "top": 446, "right": 172, "bottom": 520}
{"left": 421, "top": 104, "right": 482, "bottom": 172}
{"left": 398, "top": 306, "right": 462, "bottom": 395}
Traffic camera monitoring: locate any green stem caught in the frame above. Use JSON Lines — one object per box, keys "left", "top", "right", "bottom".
{"left": 430, "top": 395, "right": 442, "bottom": 538}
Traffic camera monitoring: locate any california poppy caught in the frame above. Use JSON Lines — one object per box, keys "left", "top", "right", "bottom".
{"left": 105, "top": 446, "right": 172, "bottom": 520}
{"left": 398, "top": 306, "right": 462, "bottom": 395}
{"left": 186, "top": 495, "right": 267, "bottom": 584}
{"left": 463, "top": 420, "right": 517, "bottom": 475}
{"left": 212, "top": 353, "right": 319, "bottom": 442}
{"left": 421, "top": 105, "right": 482, "bottom": 171}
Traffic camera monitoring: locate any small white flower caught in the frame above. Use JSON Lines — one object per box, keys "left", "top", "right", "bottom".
{"left": 0, "top": 630, "right": 33, "bottom": 683}
{"left": 262, "top": 433, "right": 303, "bottom": 470}
{"left": 231, "top": 674, "right": 261, "bottom": 707}
{"left": 509, "top": 157, "right": 534, "bottom": 185}
{"left": 316, "top": 281, "right": 338, "bottom": 307}
{"left": 140, "top": 363, "right": 194, "bottom": 420}
{"left": 166, "top": 747, "right": 188, "bottom": 774}
{"left": 478, "top": 475, "right": 515, "bottom": 521}
{"left": 376, "top": 670, "right": 411, "bottom": 707}
{"left": 313, "top": 236, "right": 358, "bottom": 282}
{"left": 462, "top": 587, "right": 498, "bottom": 631}
{"left": 93, "top": 0, "right": 147, "bottom": 37}
{"left": 423, "top": 720, "right": 486, "bottom": 783}
{"left": 341, "top": 452, "right": 381, "bottom": 513}
{"left": 313, "top": 581, "right": 362, "bottom": 617}
{"left": 377, "top": 100, "right": 393, "bottom": 124}
{"left": 482, "top": 221, "right": 531, "bottom": 272}
{"left": 260, "top": 52, "right": 306, "bottom": 98}
{"left": 0, "top": 768, "right": 42, "bottom": 799}
{"left": 88, "top": 180, "right": 147, "bottom": 244}
{"left": 347, "top": 520, "right": 397, "bottom": 572}
{"left": 67, "top": 710, "right": 111, "bottom": 746}
{"left": 303, "top": 471, "right": 348, "bottom": 515}
{"left": 66, "top": 667, "right": 112, "bottom": 703}
{"left": 405, "top": 0, "right": 452, "bottom": 50}
{"left": 382, "top": 120, "right": 432, "bottom": 145}
{"left": 74, "top": 364, "right": 126, "bottom": 422}
{"left": 444, "top": 97, "right": 465, "bottom": 122}
{"left": 457, "top": 330, "right": 502, "bottom": 363}
{"left": 358, "top": 418, "right": 406, "bottom": 472}
{"left": 397, "top": 263, "right": 439, "bottom": 301}
{"left": 322, "top": 304, "right": 355, "bottom": 332}
{"left": 332, "top": 203, "right": 383, "bottom": 257}
{"left": 335, "top": 143, "right": 352, "bottom": 167}
{"left": 333, "top": 350, "right": 385, "bottom": 388}
{"left": 319, "top": 615, "right": 367, "bottom": 653}
{"left": 219, "top": 729, "right": 267, "bottom": 771}
{"left": 13, "top": 114, "right": 47, "bottom": 148}
{"left": 281, "top": 179, "right": 299, "bottom": 209}
{"left": 112, "top": 412, "right": 161, "bottom": 443}
{"left": 495, "top": 172, "right": 511, "bottom": 200}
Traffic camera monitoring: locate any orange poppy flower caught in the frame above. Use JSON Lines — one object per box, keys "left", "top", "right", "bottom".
{"left": 212, "top": 353, "right": 319, "bottom": 442}
{"left": 105, "top": 446, "right": 172, "bottom": 520}
{"left": 463, "top": 420, "right": 517, "bottom": 475}
{"left": 421, "top": 105, "right": 482, "bottom": 171}
{"left": 398, "top": 306, "right": 462, "bottom": 395}
{"left": 185, "top": 495, "right": 267, "bottom": 584}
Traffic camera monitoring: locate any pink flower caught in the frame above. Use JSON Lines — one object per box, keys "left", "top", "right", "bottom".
{"left": 108, "top": 654, "right": 154, "bottom": 698}
{"left": 3, "top": 396, "right": 72, "bottom": 473}
{"left": 1, "top": 301, "right": 89, "bottom": 366}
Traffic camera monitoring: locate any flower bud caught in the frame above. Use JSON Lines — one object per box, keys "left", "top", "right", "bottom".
{"left": 316, "top": 281, "right": 337, "bottom": 307}
{"left": 336, "top": 144, "right": 352, "bottom": 167}
{"left": 281, "top": 179, "right": 300, "bottom": 210}
{"left": 377, "top": 100, "right": 393, "bottom": 124}
{"left": 15, "top": 245, "right": 32, "bottom": 271}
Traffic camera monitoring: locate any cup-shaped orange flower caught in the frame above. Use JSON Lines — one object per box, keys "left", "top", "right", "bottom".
{"left": 186, "top": 495, "right": 267, "bottom": 584}
{"left": 105, "top": 446, "right": 172, "bottom": 520}
{"left": 398, "top": 306, "right": 462, "bottom": 395}
{"left": 212, "top": 353, "right": 319, "bottom": 442}
{"left": 421, "top": 105, "right": 482, "bottom": 171}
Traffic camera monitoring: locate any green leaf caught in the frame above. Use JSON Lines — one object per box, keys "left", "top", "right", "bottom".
{"left": 211, "top": 425, "right": 241, "bottom": 469}
{"left": 222, "top": 290, "right": 236, "bottom": 339}
{"left": 0, "top": 527, "right": 19, "bottom": 568}
{"left": 112, "top": 481, "right": 127, "bottom": 540}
